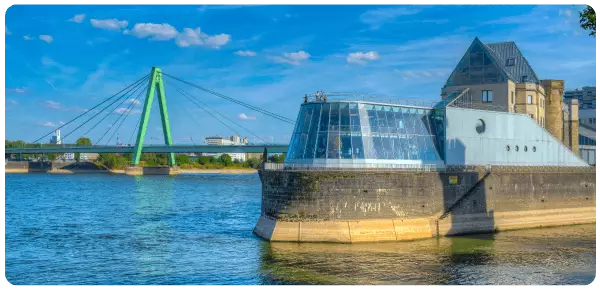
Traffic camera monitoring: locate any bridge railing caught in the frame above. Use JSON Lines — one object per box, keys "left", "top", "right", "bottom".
{"left": 261, "top": 162, "right": 478, "bottom": 172}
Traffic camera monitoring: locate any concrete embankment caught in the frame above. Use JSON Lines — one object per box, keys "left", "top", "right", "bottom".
{"left": 5, "top": 162, "right": 257, "bottom": 175}
{"left": 254, "top": 166, "right": 596, "bottom": 243}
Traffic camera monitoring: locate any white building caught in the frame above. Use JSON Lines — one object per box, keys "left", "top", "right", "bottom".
{"left": 50, "top": 129, "right": 61, "bottom": 144}
{"left": 203, "top": 135, "right": 249, "bottom": 162}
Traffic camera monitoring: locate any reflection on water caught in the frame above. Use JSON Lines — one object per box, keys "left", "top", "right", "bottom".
{"left": 260, "top": 225, "right": 595, "bottom": 285}
{"left": 4, "top": 174, "right": 595, "bottom": 285}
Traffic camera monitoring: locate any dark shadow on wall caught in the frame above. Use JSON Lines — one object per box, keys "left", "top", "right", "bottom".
{"left": 439, "top": 139, "right": 495, "bottom": 237}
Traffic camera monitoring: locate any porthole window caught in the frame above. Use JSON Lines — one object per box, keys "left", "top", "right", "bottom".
{"left": 533, "top": 146, "right": 536, "bottom": 152}
{"left": 515, "top": 145, "right": 519, "bottom": 152}
{"left": 506, "top": 145, "right": 510, "bottom": 151}
{"left": 524, "top": 146, "right": 528, "bottom": 152}
{"left": 476, "top": 119, "right": 486, "bottom": 134}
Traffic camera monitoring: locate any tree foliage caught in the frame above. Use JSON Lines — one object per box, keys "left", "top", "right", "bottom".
{"left": 220, "top": 154, "right": 233, "bottom": 166}
{"left": 98, "top": 153, "right": 130, "bottom": 169}
{"left": 175, "top": 154, "right": 190, "bottom": 165}
{"left": 268, "top": 153, "right": 286, "bottom": 163}
{"left": 75, "top": 137, "right": 92, "bottom": 161}
{"left": 580, "top": 5, "right": 596, "bottom": 36}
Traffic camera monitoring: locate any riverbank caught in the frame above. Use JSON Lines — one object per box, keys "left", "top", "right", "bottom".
{"left": 5, "top": 167, "right": 257, "bottom": 175}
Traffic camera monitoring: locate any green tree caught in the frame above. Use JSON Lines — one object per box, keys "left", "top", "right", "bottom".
{"left": 75, "top": 137, "right": 92, "bottom": 161}
{"left": 269, "top": 153, "right": 286, "bottom": 163}
{"left": 580, "top": 5, "right": 596, "bottom": 36}
{"left": 245, "top": 158, "right": 261, "bottom": 169}
{"left": 198, "top": 155, "right": 211, "bottom": 165}
{"left": 175, "top": 154, "right": 190, "bottom": 165}
{"left": 220, "top": 154, "right": 233, "bottom": 166}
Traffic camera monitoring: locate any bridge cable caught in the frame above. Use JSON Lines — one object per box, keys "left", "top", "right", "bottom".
{"left": 66, "top": 75, "right": 149, "bottom": 144}
{"left": 164, "top": 78, "right": 269, "bottom": 144}
{"left": 61, "top": 75, "right": 150, "bottom": 144}
{"left": 164, "top": 78, "right": 270, "bottom": 144}
{"left": 31, "top": 73, "right": 150, "bottom": 144}
{"left": 101, "top": 82, "right": 149, "bottom": 145}
{"left": 161, "top": 72, "right": 295, "bottom": 125}
{"left": 164, "top": 80, "right": 245, "bottom": 142}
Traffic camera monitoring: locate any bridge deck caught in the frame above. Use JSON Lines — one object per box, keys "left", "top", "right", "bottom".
{"left": 5, "top": 145, "right": 289, "bottom": 154}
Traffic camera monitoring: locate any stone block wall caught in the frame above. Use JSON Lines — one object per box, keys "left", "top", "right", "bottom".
{"left": 259, "top": 166, "right": 596, "bottom": 222}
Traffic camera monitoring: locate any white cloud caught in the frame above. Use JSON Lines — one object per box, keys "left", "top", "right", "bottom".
{"left": 234, "top": 50, "right": 257, "bottom": 56}
{"left": 346, "top": 51, "right": 380, "bottom": 64}
{"left": 394, "top": 69, "right": 447, "bottom": 80}
{"left": 175, "top": 27, "right": 231, "bottom": 48}
{"left": 90, "top": 18, "right": 128, "bottom": 31}
{"left": 114, "top": 107, "right": 141, "bottom": 114}
{"left": 44, "top": 100, "right": 61, "bottom": 109}
{"left": 39, "top": 121, "right": 59, "bottom": 127}
{"left": 5, "top": 26, "right": 11, "bottom": 35}
{"left": 238, "top": 113, "right": 256, "bottom": 120}
{"left": 7, "top": 88, "right": 27, "bottom": 93}
{"left": 23, "top": 35, "right": 33, "bottom": 40}
{"left": 125, "top": 23, "right": 178, "bottom": 40}
{"left": 125, "top": 98, "right": 141, "bottom": 106}
{"left": 559, "top": 9, "right": 573, "bottom": 17}
{"left": 360, "top": 7, "right": 421, "bottom": 29}
{"left": 68, "top": 14, "right": 86, "bottom": 23}
{"left": 39, "top": 35, "right": 53, "bottom": 43}
{"left": 269, "top": 51, "right": 310, "bottom": 65}
{"left": 7, "top": 100, "right": 18, "bottom": 105}
{"left": 41, "top": 57, "right": 78, "bottom": 75}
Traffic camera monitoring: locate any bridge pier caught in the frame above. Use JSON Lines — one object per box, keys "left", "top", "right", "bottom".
{"left": 125, "top": 166, "right": 179, "bottom": 176}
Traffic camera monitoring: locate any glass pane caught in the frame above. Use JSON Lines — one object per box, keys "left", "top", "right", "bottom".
{"left": 351, "top": 134, "right": 364, "bottom": 159}
{"left": 315, "top": 132, "right": 327, "bottom": 158}
{"left": 341, "top": 133, "right": 352, "bottom": 159}
{"left": 319, "top": 103, "right": 330, "bottom": 132}
{"left": 368, "top": 106, "right": 378, "bottom": 133}
{"left": 304, "top": 104, "right": 322, "bottom": 158}
{"left": 329, "top": 103, "right": 340, "bottom": 131}
{"left": 327, "top": 133, "right": 341, "bottom": 159}
{"left": 340, "top": 103, "right": 350, "bottom": 133}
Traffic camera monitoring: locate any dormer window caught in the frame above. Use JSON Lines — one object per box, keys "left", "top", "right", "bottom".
{"left": 506, "top": 58, "right": 515, "bottom": 66}
{"left": 521, "top": 75, "right": 528, "bottom": 82}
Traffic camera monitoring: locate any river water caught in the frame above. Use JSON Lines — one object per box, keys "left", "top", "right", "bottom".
{"left": 5, "top": 174, "right": 596, "bottom": 285}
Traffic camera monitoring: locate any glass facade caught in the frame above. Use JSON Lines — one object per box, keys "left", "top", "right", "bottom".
{"left": 286, "top": 101, "right": 444, "bottom": 164}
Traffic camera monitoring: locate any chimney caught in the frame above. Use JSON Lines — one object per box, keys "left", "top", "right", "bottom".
{"left": 540, "top": 80, "right": 564, "bottom": 141}
{"left": 565, "top": 99, "right": 580, "bottom": 154}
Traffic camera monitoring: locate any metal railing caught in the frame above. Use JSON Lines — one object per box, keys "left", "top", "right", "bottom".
{"left": 262, "top": 162, "right": 470, "bottom": 172}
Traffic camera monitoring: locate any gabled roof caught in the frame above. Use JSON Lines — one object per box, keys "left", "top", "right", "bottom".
{"left": 444, "top": 37, "right": 540, "bottom": 88}
{"left": 485, "top": 41, "right": 540, "bottom": 84}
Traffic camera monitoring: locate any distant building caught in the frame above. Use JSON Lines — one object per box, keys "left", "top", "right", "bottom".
{"left": 203, "top": 135, "right": 249, "bottom": 162}
{"left": 49, "top": 129, "right": 61, "bottom": 144}
{"left": 564, "top": 86, "right": 596, "bottom": 109}
{"left": 63, "top": 153, "right": 75, "bottom": 160}
{"left": 79, "top": 153, "right": 99, "bottom": 161}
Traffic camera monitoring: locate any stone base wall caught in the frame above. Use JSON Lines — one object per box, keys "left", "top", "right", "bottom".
{"left": 255, "top": 166, "right": 596, "bottom": 242}
{"left": 125, "top": 166, "right": 179, "bottom": 176}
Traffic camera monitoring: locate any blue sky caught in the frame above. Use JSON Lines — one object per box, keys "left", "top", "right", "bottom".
{"left": 4, "top": 5, "right": 596, "bottom": 145}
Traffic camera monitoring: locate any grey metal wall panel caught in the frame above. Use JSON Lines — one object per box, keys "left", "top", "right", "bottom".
{"left": 445, "top": 107, "right": 588, "bottom": 166}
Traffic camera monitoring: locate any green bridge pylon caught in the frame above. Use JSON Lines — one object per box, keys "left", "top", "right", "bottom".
{"left": 132, "top": 67, "right": 175, "bottom": 166}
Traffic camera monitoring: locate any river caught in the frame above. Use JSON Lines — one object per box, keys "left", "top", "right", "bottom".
{"left": 4, "top": 173, "right": 596, "bottom": 285}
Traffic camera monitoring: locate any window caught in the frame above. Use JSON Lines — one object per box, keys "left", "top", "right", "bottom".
{"left": 524, "top": 146, "right": 528, "bottom": 152}
{"left": 527, "top": 95, "right": 533, "bottom": 104}
{"left": 529, "top": 114, "right": 534, "bottom": 119}
{"left": 481, "top": 90, "right": 493, "bottom": 103}
{"left": 515, "top": 145, "right": 519, "bottom": 152}
{"left": 522, "top": 75, "right": 528, "bottom": 82}
{"left": 533, "top": 146, "right": 536, "bottom": 152}
{"left": 541, "top": 99, "right": 544, "bottom": 108}
{"left": 506, "top": 58, "right": 515, "bottom": 66}
{"left": 511, "top": 91, "right": 515, "bottom": 104}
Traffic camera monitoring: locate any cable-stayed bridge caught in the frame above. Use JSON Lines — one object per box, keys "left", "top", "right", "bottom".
{"left": 5, "top": 67, "right": 293, "bottom": 166}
